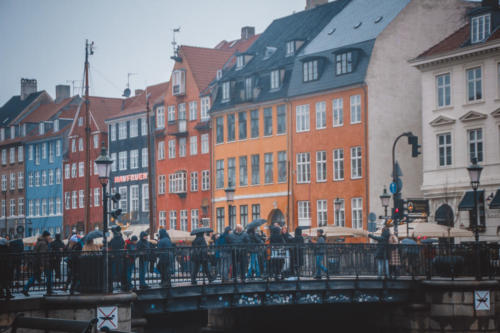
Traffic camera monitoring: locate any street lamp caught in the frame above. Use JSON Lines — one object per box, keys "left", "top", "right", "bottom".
{"left": 380, "top": 186, "right": 391, "bottom": 218}
{"left": 95, "top": 145, "right": 113, "bottom": 293}
{"left": 224, "top": 180, "right": 235, "bottom": 230}
{"left": 467, "top": 157, "right": 483, "bottom": 280}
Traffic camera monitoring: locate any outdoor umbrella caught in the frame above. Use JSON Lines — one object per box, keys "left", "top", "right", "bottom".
{"left": 190, "top": 227, "right": 213, "bottom": 235}
{"left": 246, "top": 218, "right": 267, "bottom": 230}
{"left": 382, "top": 222, "right": 473, "bottom": 239}
{"left": 401, "top": 238, "right": 417, "bottom": 245}
{"left": 306, "top": 226, "right": 368, "bottom": 238}
{"left": 84, "top": 230, "right": 103, "bottom": 241}
{"left": 420, "top": 238, "right": 439, "bottom": 244}
{"left": 168, "top": 229, "right": 194, "bottom": 243}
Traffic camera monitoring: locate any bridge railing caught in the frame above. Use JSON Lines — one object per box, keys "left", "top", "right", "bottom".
{"left": 0, "top": 243, "right": 498, "bottom": 295}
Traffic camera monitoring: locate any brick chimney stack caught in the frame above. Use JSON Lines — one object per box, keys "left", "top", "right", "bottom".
{"left": 20, "top": 78, "right": 37, "bottom": 101}
{"left": 55, "top": 85, "right": 70, "bottom": 103}
{"left": 305, "top": 0, "right": 328, "bottom": 10}
{"left": 241, "top": 26, "right": 255, "bottom": 40}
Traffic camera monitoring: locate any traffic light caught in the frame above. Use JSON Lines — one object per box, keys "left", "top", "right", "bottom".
{"left": 110, "top": 193, "right": 122, "bottom": 220}
{"left": 408, "top": 135, "right": 421, "bottom": 158}
{"left": 394, "top": 198, "right": 405, "bottom": 220}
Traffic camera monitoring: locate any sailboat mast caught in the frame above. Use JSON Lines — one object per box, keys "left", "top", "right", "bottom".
{"left": 146, "top": 94, "right": 155, "bottom": 238}
{"left": 84, "top": 39, "right": 92, "bottom": 234}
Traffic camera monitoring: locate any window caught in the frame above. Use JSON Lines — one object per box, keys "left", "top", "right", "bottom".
{"left": 158, "top": 141, "right": 165, "bottom": 160}
{"left": 78, "top": 162, "right": 84, "bottom": 177}
{"left": 169, "top": 211, "right": 177, "bottom": 230}
{"left": 240, "top": 205, "right": 248, "bottom": 227}
{"left": 9, "top": 126, "right": 14, "bottom": 139}
{"left": 77, "top": 117, "right": 83, "bottom": 127}
{"left": 296, "top": 152, "right": 311, "bottom": 183}
{"left": 35, "top": 200, "right": 41, "bottom": 216}
{"left": 180, "top": 210, "right": 188, "bottom": 231}
{"left": 251, "top": 154, "right": 260, "bottom": 185}
{"left": 130, "top": 119, "right": 138, "bottom": 137}
{"left": 216, "top": 207, "right": 225, "bottom": 233}
{"left": 286, "top": 41, "right": 295, "bottom": 57}
{"left": 229, "top": 205, "right": 236, "bottom": 229}
{"left": 10, "top": 199, "right": 16, "bottom": 217}
{"left": 227, "top": 157, "right": 236, "bottom": 186}
{"left": 55, "top": 197, "right": 61, "bottom": 215}
{"left": 201, "top": 134, "right": 209, "bottom": 154}
{"left": 78, "top": 138, "right": 83, "bottom": 151}
{"left": 28, "top": 172, "right": 33, "bottom": 187}
{"left": 48, "top": 199, "right": 54, "bottom": 215}
{"left": 190, "top": 172, "right": 198, "bottom": 192}
{"left": 18, "top": 146, "right": 23, "bottom": 162}
{"left": 65, "top": 193, "right": 70, "bottom": 210}
{"left": 189, "top": 136, "right": 198, "bottom": 155}
{"left": 156, "top": 106, "right": 165, "bottom": 128}
{"left": 333, "top": 148, "right": 344, "bottom": 181}
{"left": 39, "top": 122, "right": 45, "bottom": 135}
{"left": 216, "top": 117, "right": 224, "bottom": 143}
{"left": 159, "top": 211, "right": 166, "bottom": 227}
{"left": 298, "top": 201, "right": 311, "bottom": 226}
{"left": 222, "top": 82, "right": 230, "bottom": 102}
{"left": 118, "top": 122, "right": 127, "bottom": 140}
{"left": 93, "top": 134, "right": 99, "bottom": 149}
{"left": 350, "top": 95, "right": 361, "bottom": 124}
{"left": 130, "top": 185, "right": 139, "bottom": 212}
{"left": 111, "top": 153, "right": 117, "bottom": 172}
{"left": 55, "top": 168, "right": 61, "bottom": 184}
{"left": 178, "top": 103, "right": 186, "bottom": 120}
{"left": 316, "top": 101, "right": 326, "bottom": 129}
{"left": 28, "top": 145, "right": 33, "bottom": 160}
{"left": 110, "top": 124, "right": 117, "bottom": 141}
{"left": 130, "top": 149, "right": 139, "bottom": 169}
{"left": 436, "top": 73, "right": 451, "bottom": 107}
{"left": 79, "top": 190, "right": 84, "bottom": 208}
{"left": 141, "top": 148, "right": 148, "bottom": 168}
{"left": 56, "top": 140, "right": 61, "bottom": 157}
{"left": 238, "top": 112, "right": 247, "bottom": 140}
{"left": 202, "top": 170, "right": 210, "bottom": 191}
{"left": 264, "top": 108, "right": 273, "bottom": 136}
{"left": 18, "top": 171, "right": 24, "bottom": 189}
{"left": 438, "top": 133, "right": 452, "bottom": 167}
{"left": 200, "top": 97, "right": 210, "bottom": 121}
{"left": 71, "top": 163, "right": 76, "bottom": 178}
{"left": 118, "top": 187, "right": 127, "bottom": 212}
{"left": 239, "top": 156, "right": 248, "bottom": 186}
{"left": 179, "top": 138, "right": 186, "bottom": 157}
{"left": 35, "top": 171, "right": 40, "bottom": 186}
{"left": 9, "top": 173, "right": 15, "bottom": 190}
{"left": 236, "top": 56, "right": 244, "bottom": 69}
{"left": 336, "top": 52, "right": 352, "bottom": 75}
{"left": 317, "top": 200, "right": 327, "bottom": 227}
{"left": 296, "top": 104, "right": 310, "bottom": 132}
{"left": 270, "top": 70, "right": 280, "bottom": 90}
{"left": 18, "top": 198, "right": 24, "bottom": 216}
{"left": 468, "top": 128, "right": 483, "bottom": 162}
{"left": 275, "top": 151, "right": 286, "bottom": 183}
{"left": 245, "top": 78, "right": 252, "bottom": 100}
{"left": 71, "top": 139, "right": 76, "bottom": 153}
{"left": 250, "top": 110, "right": 259, "bottom": 138}
{"left": 141, "top": 117, "right": 147, "bottom": 136}
{"left": 0, "top": 175, "right": 5, "bottom": 191}
{"left": 471, "top": 14, "right": 491, "bottom": 43}
{"left": 467, "top": 67, "right": 482, "bottom": 101}
{"left": 167, "top": 105, "right": 176, "bottom": 122}
{"left": 351, "top": 146, "right": 362, "bottom": 179}
{"left": 53, "top": 119, "right": 59, "bottom": 132}
{"left": 94, "top": 188, "right": 100, "bottom": 207}
{"left": 277, "top": 105, "right": 286, "bottom": 134}
{"left": 216, "top": 160, "right": 224, "bottom": 189}
{"left": 48, "top": 169, "right": 54, "bottom": 185}
{"left": 252, "top": 204, "right": 260, "bottom": 220}
{"left": 119, "top": 151, "right": 127, "bottom": 170}
{"left": 40, "top": 171, "right": 46, "bottom": 186}
{"left": 303, "top": 60, "right": 318, "bottom": 82}
{"left": 352, "top": 197, "right": 363, "bottom": 229}
{"left": 189, "top": 101, "right": 197, "bottom": 121}
{"left": 334, "top": 199, "right": 345, "bottom": 227}
{"left": 168, "top": 140, "right": 176, "bottom": 159}
{"left": 142, "top": 184, "right": 149, "bottom": 212}
{"left": 333, "top": 98, "right": 343, "bottom": 127}
{"left": 316, "top": 151, "right": 327, "bottom": 182}
{"left": 227, "top": 114, "right": 235, "bottom": 141}
{"left": 264, "top": 153, "right": 273, "bottom": 184}
{"left": 158, "top": 175, "right": 166, "bottom": 194}
{"left": 172, "top": 70, "right": 186, "bottom": 95}
{"left": 1, "top": 149, "right": 6, "bottom": 165}
{"left": 64, "top": 164, "right": 70, "bottom": 179}
{"left": 191, "top": 209, "right": 199, "bottom": 230}
{"left": 9, "top": 147, "right": 15, "bottom": 164}
{"left": 72, "top": 191, "right": 77, "bottom": 209}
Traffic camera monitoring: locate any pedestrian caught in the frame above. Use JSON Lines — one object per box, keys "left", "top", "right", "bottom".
{"left": 50, "top": 233, "right": 65, "bottom": 281}
{"left": 314, "top": 229, "right": 328, "bottom": 279}
{"left": 191, "top": 232, "right": 213, "bottom": 285}
{"left": 270, "top": 223, "right": 285, "bottom": 280}
{"left": 388, "top": 231, "right": 401, "bottom": 278}
{"left": 215, "top": 226, "right": 232, "bottom": 282}
{"left": 281, "top": 226, "right": 294, "bottom": 276}
{"left": 109, "top": 226, "right": 125, "bottom": 289}
{"left": 157, "top": 229, "right": 173, "bottom": 287}
{"left": 82, "top": 238, "right": 100, "bottom": 252}
{"left": 137, "top": 231, "right": 152, "bottom": 289}
{"left": 0, "top": 237, "right": 13, "bottom": 299}
{"left": 292, "top": 227, "right": 305, "bottom": 276}
{"left": 124, "top": 235, "right": 138, "bottom": 291}
{"left": 369, "top": 224, "right": 390, "bottom": 278}
{"left": 22, "top": 231, "right": 53, "bottom": 296}
{"left": 247, "top": 227, "right": 263, "bottom": 278}
{"left": 226, "top": 224, "right": 249, "bottom": 282}
{"left": 64, "top": 234, "right": 82, "bottom": 294}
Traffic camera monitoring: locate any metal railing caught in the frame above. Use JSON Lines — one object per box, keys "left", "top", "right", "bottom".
{"left": 1, "top": 243, "right": 499, "bottom": 296}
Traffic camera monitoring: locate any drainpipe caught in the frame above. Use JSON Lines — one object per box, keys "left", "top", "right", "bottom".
{"left": 362, "top": 83, "right": 369, "bottom": 232}
{"left": 286, "top": 98, "right": 293, "bottom": 230}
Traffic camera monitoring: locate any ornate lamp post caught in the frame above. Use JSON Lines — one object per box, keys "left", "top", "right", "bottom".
{"left": 224, "top": 180, "right": 235, "bottom": 230}
{"left": 95, "top": 145, "right": 113, "bottom": 293}
{"left": 380, "top": 187, "right": 391, "bottom": 219}
{"left": 467, "top": 157, "right": 483, "bottom": 280}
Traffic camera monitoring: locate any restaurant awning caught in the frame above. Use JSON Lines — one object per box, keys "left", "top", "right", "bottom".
{"left": 490, "top": 189, "right": 500, "bottom": 210}
{"left": 458, "top": 190, "right": 484, "bottom": 211}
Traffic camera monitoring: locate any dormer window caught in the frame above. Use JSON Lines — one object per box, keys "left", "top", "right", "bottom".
{"left": 216, "top": 69, "right": 222, "bottom": 80}
{"left": 471, "top": 14, "right": 491, "bottom": 43}
{"left": 0, "top": 128, "right": 4, "bottom": 141}
{"left": 336, "top": 52, "right": 353, "bottom": 75}
{"left": 222, "top": 82, "right": 230, "bottom": 102}
{"left": 303, "top": 60, "right": 319, "bottom": 82}
{"left": 264, "top": 46, "right": 277, "bottom": 60}
{"left": 236, "top": 56, "right": 244, "bottom": 70}
{"left": 10, "top": 126, "right": 15, "bottom": 140}
{"left": 39, "top": 122, "right": 45, "bottom": 135}
{"left": 245, "top": 78, "right": 253, "bottom": 100}
{"left": 21, "top": 124, "right": 26, "bottom": 137}
{"left": 270, "top": 70, "right": 280, "bottom": 90}
{"left": 54, "top": 119, "right": 59, "bottom": 132}
{"left": 286, "top": 41, "right": 295, "bottom": 57}
{"left": 172, "top": 70, "right": 186, "bottom": 96}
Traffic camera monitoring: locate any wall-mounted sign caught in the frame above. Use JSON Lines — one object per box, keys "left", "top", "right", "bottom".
{"left": 474, "top": 290, "right": 490, "bottom": 311}
{"left": 114, "top": 172, "right": 147, "bottom": 183}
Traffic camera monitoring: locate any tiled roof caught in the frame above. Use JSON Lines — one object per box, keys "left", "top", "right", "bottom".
{"left": 0, "top": 91, "right": 45, "bottom": 126}
{"left": 86, "top": 97, "right": 123, "bottom": 131}
{"left": 21, "top": 98, "right": 73, "bottom": 123}
{"left": 215, "top": 34, "right": 261, "bottom": 54}
{"left": 24, "top": 122, "right": 72, "bottom": 143}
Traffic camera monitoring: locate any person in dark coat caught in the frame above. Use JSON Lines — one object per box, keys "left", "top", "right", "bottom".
{"left": 64, "top": 234, "right": 82, "bottom": 294}
{"left": 369, "top": 224, "right": 390, "bottom": 277}
{"left": 314, "top": 229, "right": 328, "bottom": 279}
{"left": 124, "top": 236, "right": 138, "bottom": 291}
{"left": 291, "top": 228, "right": 305, "bottom": 276}
{"left": 226, "top": 224, "right": 249, "bottom": 282}
{"left": 137, "top": 231, "right": 152, "bottom": 289}
{"left": 215, "top": 226, "right": 232, "bottom": 282}
{"left": 23, "top": 231, "right": 53, "bottom": 296}
{"left": 157, "top": 229, "right": 173, "bottom": 287}
{"left": 50, "top": 233, "right": 65, "bottom": 280}
{"left": 191, "top": 232, "right": 213, "bottom": 285}
{"left": 269, "top": 223, "right": 285, "bottom": 279}
{"left": 109, "top": 226, "right": 125, "bottom": 288}
{"left": 0, "top": 238, "right": 13, "bottom": 299}
{"left": 246, "top": 227, "right": 263, "bottom": 278}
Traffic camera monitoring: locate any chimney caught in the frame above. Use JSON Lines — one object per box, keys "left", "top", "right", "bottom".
{"left": 241, "top": 26, "right": 255, "bottom": 40}
{"left": 305, "top": 0, "right": 328, "bottom": 10}
{"left": 55, "top": 84, "right": 70, "bottom": 103}
{"left": 135, "top": 89, "right": 144, "bottom": 96}
{"left": 20, "top": 78, "right": 37, "bottom": 101}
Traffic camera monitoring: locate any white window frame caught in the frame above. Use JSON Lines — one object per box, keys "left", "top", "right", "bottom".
{"left": 298, "top": 201, "right": 311, "bottom": 227}
{"left": 118, "top": 122, "right": 127, "bottom": 140}
{"left": 351, "top": 197, "right": 363, "bottom": 229}
{"left": 466, "top": 66, "right": 483, "bottom": 102}
{"left": 350, "top": 95, "right": 361, "bottom": 124}
{"left": 350, "top": 146, "right": 362, "bottom": 179}
{"left": 200, "top": 97, "right": 210, "bottom": 121}
{"left": 317, "top": 199, "right": 327, "bottom": 227}
{"left": 129, "top": 119, "right": 138, "bottom": 138}
{"left": 296, "top": 152, "right": 311, "bottom": 184}
{"left": 190, "top": 136, "right": 198, "bottom": 156}
{"left": 296, "top": 104, "right": 310, "bottom": 133}
{"left": 119, "top": 151, "right": 127, "bottom": 171}
{"left": 270, "top": 70, "right": 280, "bottom": 90}
{"left": 179, "top": 138, "right": 186, "bottom": 157}
{"left": 190, "top": 171, "right": 198, "bottom": 192}
{"left": 130, "top": 185, "right": 139, "bottom": 212}
{"left": 158, "top": 141, "right": 165, "bottom": 160}
{"left": 201, "top": 134, "right": 209, "bottom": 154}
{"left": 189, "top": 101, "right": 197, "bottom": 121}
{"left": 316, "top": 151, "right": 327, "bottom": 182}
{"left": 334, "top": 199, "right": 345, "bottom": 227}
{"left": 437, "top": 132, "right": 452, "bottom": 167}
{"left": 471, "top": 14, "right": 491, "bottom": 43}
{"left": 202, "top": 170, "right": 210, "bottom": 191}
{"left": 130, "top": 149, "right": 139, "bottom": 169}
{"left": 142, "top": 184, "right": 149, "bottom": 212}
{"left": 156, "top": 106, "right": 165, "bottom": 129}
{"left": 436, "top": 73, "right": 451, "bottom": 108}
{"left": 315, "top": 101, "right": 326, "bottom": 130}
{"left": 222, "top": 82, "right": 230, "bottom": 102}
{"left": 168, "top": 140, "right": 176, "bottom": 159}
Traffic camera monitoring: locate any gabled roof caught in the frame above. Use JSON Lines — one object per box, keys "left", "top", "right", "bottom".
{"left": 23, "top": 122, "right": 72, "bottom": 143}
{"left": 215, "top": 34, "right": 261, "bottom": 54}
{"left": 0, "top": 91, "right": 46, "bottom": 127}
{"left": 69, "top": 97, "right": 122, "bottom": 135}
{"left": 21, "top": 98, "right": 73, "bottom": 123}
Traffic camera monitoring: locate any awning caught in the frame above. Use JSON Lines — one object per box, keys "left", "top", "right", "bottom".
{"left": 458, "top": 190, "right": 484, "bottom": 211}
{"left": 490, "top": 189, "right": 500, "bottom": 209}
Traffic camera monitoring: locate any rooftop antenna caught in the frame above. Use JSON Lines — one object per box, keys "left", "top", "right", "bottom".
{"left": 122, "top": 73, "right": 137, "bottom": 97}
{"left": 171, "top": 27, "right": 182, "bottom": 62}
{"left": 66, "top": 79, "right": 82, "bottom": 96}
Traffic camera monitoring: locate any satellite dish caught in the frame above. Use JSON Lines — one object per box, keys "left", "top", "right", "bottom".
{"left": 122, "top": 88, "right": 131, "bottom": 97}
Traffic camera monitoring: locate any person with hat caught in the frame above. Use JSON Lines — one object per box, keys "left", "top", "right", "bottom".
{"left": 23, "top": 231, "right": 53, "bottom": 296}
{"left": 136, "top": 231, "right": 152, "bottom": 289}
{"left": 314, "top": 229, "right": 328, "bottom": 279}
{"left": 124, "top": 235, "right": 138, "bottom": 291}
{"left": 64, "top": 234, "right": 82, "bottom": 294}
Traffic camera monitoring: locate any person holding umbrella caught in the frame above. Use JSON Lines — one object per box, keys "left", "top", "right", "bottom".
{"left": 190, "top": 227, "right": 214, "bottom": 285}
{"left": 64, "top": 234, "right": 82, "bottom": 294}
{"left": 157, "top": 228, "right": 173, "bottom": 288}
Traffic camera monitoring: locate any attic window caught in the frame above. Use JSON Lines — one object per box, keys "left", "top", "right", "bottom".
{"left": 236, "top": 56, "right": 244, "bottom": 70}
{"left": 286, "top": 41, "right": 295, "bottom": 57}
{"left": 21, "top": 124, "right": 26, "bottom": 137}
{"left": 216, "top": 69, "right": 222, "bottom": 80}
{"left": 336, "top": 52, "right": 353, "bottom": 75}
{"left": 54, "top": 119, "right": 59, "bottom": 132}
{"left": 270, "top": 70, "right": 280, "bottom": 90}
{"left": 172, "top": 70, "right": 186, "bottom": 96}
{"left": 374, "top": 16, "right": 383, "bottom": 23}
{"left": 471, "top": 14, "right": 491, "bottom": 44}
{"left": 39, "top": 122, "right": 45, "bottom": 135}
{"left": 222, "top": 82, "right": 230, "bottom": 102}
{"left": 328, "top": 28, "right": 336, "bottom": 35}
{"left": 264, "top": 46, "right": 277, "bottom": 59}
{"left": 10, "top": 126, "right": 15, "bottom": 139}
{"left": 353, "top": 22, "right": 362, "bottom": 29}
{"left": 303, "top": 60, "right": 319, "bottom": 82}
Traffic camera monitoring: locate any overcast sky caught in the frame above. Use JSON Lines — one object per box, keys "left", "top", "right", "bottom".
{"left": 0, "top": 0, "right": 305, "bottom": 105}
